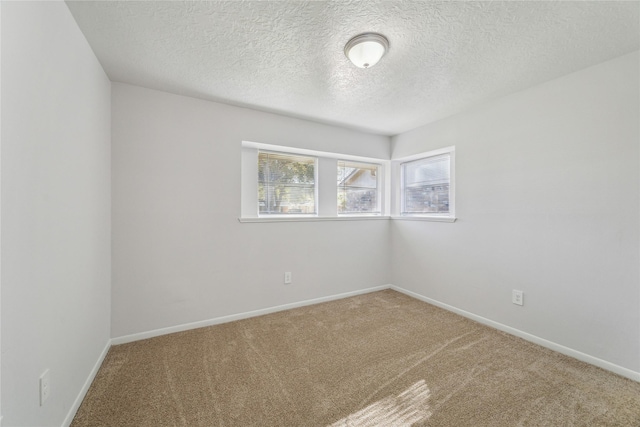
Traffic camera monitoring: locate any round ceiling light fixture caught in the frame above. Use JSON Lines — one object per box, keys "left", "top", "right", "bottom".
{"left": 344, "top": 33, "right": 389, "bottom": 69}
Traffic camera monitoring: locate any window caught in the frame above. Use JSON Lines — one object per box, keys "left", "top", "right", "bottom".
{"left": 395, "top": 147, "right": 455, "bottom": 221}
{"left": 258, "top": 151, "right": 316, "bottom": 215}
{"left": 337, "top": 161, "right": 380, "bottom": 214}
{"left": 241, "top": 141, "right": 390, "bottom": 221}
{"left": 401, "top": 154, "right": 450, "bottom": 214}
{"left": 244, "top": 142, "right": 455, "bottom": 222}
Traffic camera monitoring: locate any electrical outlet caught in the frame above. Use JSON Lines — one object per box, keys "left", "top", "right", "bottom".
{"left": 39, "top": 370, "right": 50, "bottom": 406}
{"left": 284, "top": 272, "right": 292, "bottom": 284}
{"left": 512, "top": 290, "right": 524, "bottom": 306}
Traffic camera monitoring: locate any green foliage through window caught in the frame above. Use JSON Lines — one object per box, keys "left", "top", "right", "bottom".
{"left": 258, "top": 151, "right": 316, "bottom": 215}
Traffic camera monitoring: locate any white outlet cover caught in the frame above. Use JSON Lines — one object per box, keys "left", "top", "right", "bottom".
{"left": 40, "top": 370, "right": 50, "bottom": 406}
{"left": 512, "top": 290, "right": 524, "bottom": 306}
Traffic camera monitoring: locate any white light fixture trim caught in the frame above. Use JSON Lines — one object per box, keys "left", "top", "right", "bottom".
{"left": 344, "top": 33, "right": 389, "bottom": 69}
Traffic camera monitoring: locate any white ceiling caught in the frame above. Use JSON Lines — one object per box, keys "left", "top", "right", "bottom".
{"left": 66, "top": 1, "right": 640, "bottom": 136}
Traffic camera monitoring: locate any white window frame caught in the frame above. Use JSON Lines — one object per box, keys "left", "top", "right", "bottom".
{"left": 391, "top": 146, "right": 456, "bottom": 222}
{"left": 240, "top": 141, "right": 390, "bottom": 222}
{"left": 257, "top": 150, "right": 318, "bottom": 217}
{"left": 337, "top": 160, "right": 382, "bottom": 216}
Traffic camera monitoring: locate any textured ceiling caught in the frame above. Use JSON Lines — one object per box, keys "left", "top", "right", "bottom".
{"left": 66, "top": 1, "right": 640, "bottom": 136}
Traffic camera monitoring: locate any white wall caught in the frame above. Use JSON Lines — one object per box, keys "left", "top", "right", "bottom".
{"left": 391, "top": 51, "right": 640, "bottom": 373}
{"left": 1, "top": 2, "right": 111, "bottom": 426}
{"left": 0, "top": 2, "right": 3, "bottom": 422}
{"left": 111, "top": 83, "right": 391, "bottom": 338}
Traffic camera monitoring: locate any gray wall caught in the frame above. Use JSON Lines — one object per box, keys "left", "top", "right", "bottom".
{"left": 111, "top": 83, "right": 391, "bottom": 338}
{"left": 391, "top": 51, "right": 640, "bottom": 373}
{"left": 1, "top": 2, "right": 111, "bottom": 426}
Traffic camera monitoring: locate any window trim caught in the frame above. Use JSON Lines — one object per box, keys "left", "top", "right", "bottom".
{"left": 241, "top": 141, "right": 390, "bottom": 222}
{"left": 391, "top": 146, "right": 456, "bottom": 222}
{"left": 258, "top": 150, "right": 318, "bottom": 217}
{"left": 238, "top": 215, "right": 390, "bottom": 223}
{"left": 337, "top": 159, "right": 382, "bottom": 216}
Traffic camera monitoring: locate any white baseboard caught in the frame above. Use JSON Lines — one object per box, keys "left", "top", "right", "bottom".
{"left": 58, "top": 285, "right": 390, "bottom": 426}
{"left": 62, "top": 340, "right": 112, "bottom": 427}
{"left": 390, "top": 285, "right": 640, "bottom": 383}
{"left": 72, "top": 282, "right": 637, "bottom": 427}
{"left": 111, "top": 285, "right": 392, "bottom": 345}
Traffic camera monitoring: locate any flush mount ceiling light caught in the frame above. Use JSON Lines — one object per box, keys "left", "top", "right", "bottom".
{"left": 344, "top": 33, "right": 389, "bottom": 69}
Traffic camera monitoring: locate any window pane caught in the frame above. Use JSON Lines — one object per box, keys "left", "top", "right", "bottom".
{"left": 258, "top": 151, "right": 316, "bottom": 215}
{"left": 338, "top": 188, "right": 378, "bottom": 213}
{"left": 338, "top": 161, "right": 379, "bottom": 214}
{"left": 402, "top": 154, "right": 450, "bottom": 214}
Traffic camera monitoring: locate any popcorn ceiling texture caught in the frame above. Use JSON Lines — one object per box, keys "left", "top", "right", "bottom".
{"left": 66, "top": 1, "right": 639, "bottom": 135}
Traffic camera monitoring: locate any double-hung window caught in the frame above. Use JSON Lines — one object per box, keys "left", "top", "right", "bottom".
{"left": 258, "top": 151, "right": 316, "bottom": 215}
{"left": 337, "top": 161, "right": 380, "bottom": 215}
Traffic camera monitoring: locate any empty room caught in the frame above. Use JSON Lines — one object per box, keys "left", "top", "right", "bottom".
{"left": 2, "top": 1, "right": 640, "bottom": 426}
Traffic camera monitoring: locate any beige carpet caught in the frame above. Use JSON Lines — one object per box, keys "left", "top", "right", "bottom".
{"left": 71, "top": 290, "right": 640, "bottom": 426}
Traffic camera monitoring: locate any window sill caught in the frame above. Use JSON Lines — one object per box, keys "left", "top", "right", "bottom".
{"left": 390, "top": 216, "right": 457, "bottom": 223}
{"left": 238, "top": 216, "right": 391, "bottom": 223}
